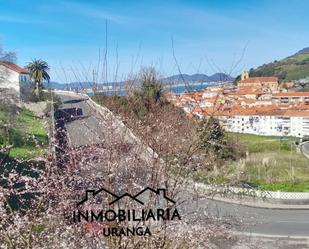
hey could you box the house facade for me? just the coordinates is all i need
[0,61,31,99]
[272,92,309,105]
[219,112,309,137]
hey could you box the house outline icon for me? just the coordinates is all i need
[77,187,176,206]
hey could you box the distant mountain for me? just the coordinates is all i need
[163,73,233,83]
[240,47,309,82]
[45,73,234,90]
[296,47,309,55]
[164,74,209,83]
[43,81,126,90]
[208,73,234,82]
[44,81,67,90]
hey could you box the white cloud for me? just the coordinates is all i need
[0,14,57,25]
[43,0,127,24]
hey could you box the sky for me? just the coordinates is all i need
[0,0,309,83]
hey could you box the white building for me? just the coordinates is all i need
[272,92,309,105]
[220,112,309,137]
[0,61,31,99]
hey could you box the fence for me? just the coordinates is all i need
[194,182,309,204]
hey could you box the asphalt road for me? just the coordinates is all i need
[56,93,106,146]
[56,92,309,238]
[200,197,309,237]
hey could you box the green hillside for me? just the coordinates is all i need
[241,48,309,82]
[0,105,48,159]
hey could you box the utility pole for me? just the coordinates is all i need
[105,20,108,83]
[50,87,56,162]
[92,69,97,94]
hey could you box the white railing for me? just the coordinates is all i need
[194,182,309,200]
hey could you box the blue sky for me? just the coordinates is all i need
[0,0,309,82]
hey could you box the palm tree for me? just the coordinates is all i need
[26,59,50,97]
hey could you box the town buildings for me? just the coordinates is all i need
[168,72,309,137]
[272,92,309,105]
[198,106,309,138]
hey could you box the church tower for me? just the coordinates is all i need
[241,71,249,81]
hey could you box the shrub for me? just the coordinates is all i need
[197,117,237,161]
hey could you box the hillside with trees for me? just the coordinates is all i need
[236,48,309,83]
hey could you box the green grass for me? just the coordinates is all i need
[224,133,309,192]
[0,107,48,160]
[291,53,309,62]
[9,147,46,159]
[192,132,309,192]
[255,182,309,192]
[231,152,309,179]
[226,132,297,153]
[18,109,48,145]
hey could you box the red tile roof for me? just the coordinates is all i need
[226,90,266,95]
[0,61,29,74]
[199,105,309,117]
[239,77,278,84]
[284,110,309,117]
[273,92,309,97]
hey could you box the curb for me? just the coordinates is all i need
[205,196,309,210]
[233,231,309,240]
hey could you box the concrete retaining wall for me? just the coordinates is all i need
[54,90,162,165]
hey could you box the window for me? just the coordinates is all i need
[20,75,27,82]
